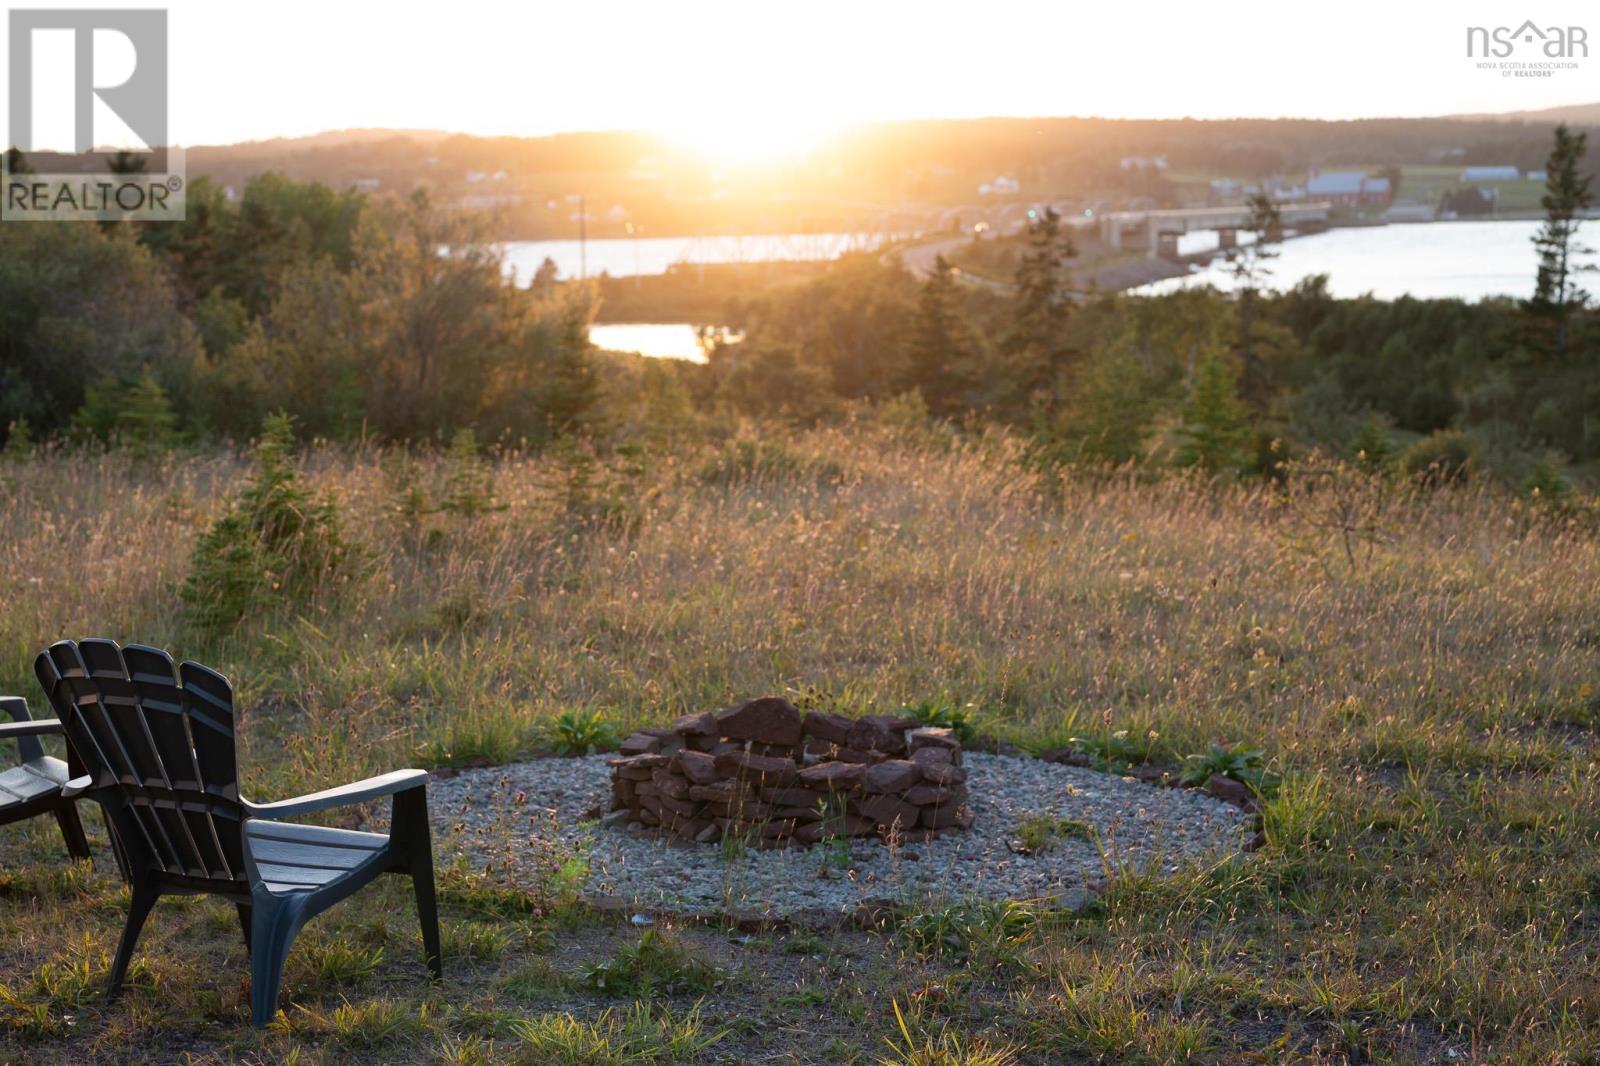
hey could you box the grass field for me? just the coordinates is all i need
[0,420,1596,1062]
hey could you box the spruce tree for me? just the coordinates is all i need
[121,366,177,456]
[905,254,973,416]
[1174,351,1250,474]
[1227,192,1281,408]
[1003,208,1075,411]
[1527,124,1594,358]
[538,303,602,438]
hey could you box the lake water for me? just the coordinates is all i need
[504,231,907,283]
[1138,220,1544,301]
[585,220,1561,359]
[589,323,708,362]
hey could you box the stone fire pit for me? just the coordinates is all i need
[605,698,972,847]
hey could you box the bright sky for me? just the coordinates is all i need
[3,0,1598,155]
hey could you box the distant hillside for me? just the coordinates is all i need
[1446,102,1600,125]
[142,109,1600,239]
[206,128,456,154]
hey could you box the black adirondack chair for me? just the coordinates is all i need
[34,639,442,1028]
[0,695,91,859]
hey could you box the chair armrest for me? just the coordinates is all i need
[244,769,428,818]
[62,774,93,798]
[0,718,63,738]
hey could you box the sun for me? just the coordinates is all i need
[659,113,845,168]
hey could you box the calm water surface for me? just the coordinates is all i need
[585,221,1563,359]
[588,323,708,362]
[1139,220,1544,301]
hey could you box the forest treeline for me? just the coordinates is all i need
[1,161,1595,492]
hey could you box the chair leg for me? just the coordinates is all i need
[96,803,133,882]
[236,902,253,955]
[394,788,442,980]
[249,897,304,1029]
[108,880,160,1000]
[52,800,91,860]
[412,850,442,981]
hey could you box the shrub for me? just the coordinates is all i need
[1521,452,1573,502]
[695,438,844,489]
[899,899,1036,964]
[546,709,620,756]
[1400,428,1478,483]
[179,413,357,631]
[579,930,724,996]
[1,417,32,459]
[440,428,504,518]
[1011,814,1094,855]
[901,699,980,746]
[1178,741,1280,797]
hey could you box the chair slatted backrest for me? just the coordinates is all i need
[35,639,247,885]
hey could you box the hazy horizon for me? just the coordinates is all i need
[180,100,1600,151]
[5,0,1597,161]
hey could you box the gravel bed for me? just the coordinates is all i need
[426,753,1252,918]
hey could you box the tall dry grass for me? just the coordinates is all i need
[1,423,1593,791]
[2,419,1598,1057]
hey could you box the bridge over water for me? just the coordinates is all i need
[1098,202,1334,258]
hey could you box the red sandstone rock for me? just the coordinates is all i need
[759,785,826,808]
[847,719,900,755]
[618,731,663,757]
[747,742,801,759]
[687,780,738,802]
[919,761,968,786]
[653,793,701,818]
[802,711,854,744]
[672,711,719,737]
[862,760,920,795]
[903,783,956,807]
[855,793,920,829]
[713,750,799,786]
[674,749,722,785]
[1206,774,1253,807]
[716,697,803,746]
[797,760,866,791]
[907,727,960,755]
[650,768,693,801]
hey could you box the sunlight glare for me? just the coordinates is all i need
[659,111,844,167]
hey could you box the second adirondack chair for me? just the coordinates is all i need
[0,695,91,859]
[34,638,442,1028]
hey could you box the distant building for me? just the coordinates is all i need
[1119,155,1169,171]
[1461,165,1520,182]
[351,178,381,192]
[458,193,520,210]
[1527,170,1548,182]
[1306,170,1392,206]
[979,175,1020,196]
